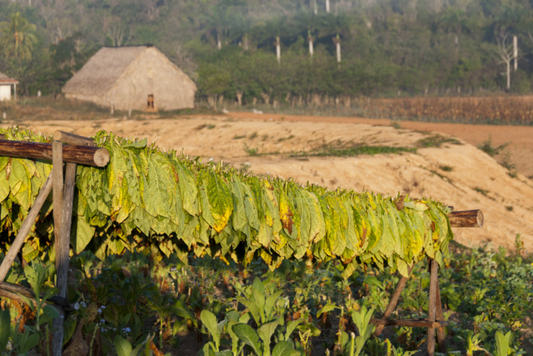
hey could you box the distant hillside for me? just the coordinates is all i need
[2,0,533,101]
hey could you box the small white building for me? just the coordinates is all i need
[0,72,18,101]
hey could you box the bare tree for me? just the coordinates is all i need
[106,23,129,47]
[172,44,198,81]
[496,34,513,90]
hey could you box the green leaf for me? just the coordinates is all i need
[114,335,133,356]
[123,138,147,148]
[284,320,304,341]
[495,331,510,356]
[206,172,233,233]
[0,308,10,352]
[257,320,280,356]
[233,323,262,356]
[316,303,336,317]
[272,341,295,356]
[201,310,221,351]
[40,305,60,324]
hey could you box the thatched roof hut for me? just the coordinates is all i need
[0,72,19,101]
[63,46,196,111]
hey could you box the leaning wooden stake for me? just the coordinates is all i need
[0,171,53,282]
[427,259,438,356]
[435,277,447,353]
[373,264,414,337]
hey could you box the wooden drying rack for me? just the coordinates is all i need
[370,209,484,356]
[0,131,109,356]
[0,131,484,356]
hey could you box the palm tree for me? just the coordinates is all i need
[0,12,37,60]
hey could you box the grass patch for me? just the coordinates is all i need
[429,169,453,183]
[206,124,216,129]
[390,119,402,129]
[506,206,513,211]
[293,144,417,158]
[478,135,510,157]
[249,132,258,139]
[473,186,490,197]
[478,135,517,175]
[439,165,454,172]
[233,134,246,139]
[417,134,462,148]
[277,135,295,142]
[244,144,259,156]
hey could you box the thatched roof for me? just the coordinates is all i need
[63,46,178,96]
[63,45,197,110]
[0,72,19,85]
[63,46,147,96]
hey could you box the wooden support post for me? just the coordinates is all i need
[56,162,76,301]
[52,141,64,356]
[436,277,447,353]
[373,264,414,337]
[427,259,438,356]
[0,170,53,282]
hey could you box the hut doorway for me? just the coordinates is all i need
[147,94,156,111]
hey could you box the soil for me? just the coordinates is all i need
[228,111,533,178]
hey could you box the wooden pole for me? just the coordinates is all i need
[371,319,448,328]
[0,281,71,309]
[373,264,414,337]
[0,170,53,282]
[448,210,483,228]
[427,259,438,356]
[53,131,94,146]
[56,162,76,301]
[0,289,39,309]
[52,141,64,356]
[0,140,109,167]
[435,278,447,353]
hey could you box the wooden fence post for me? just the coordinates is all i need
[52,141,64,356]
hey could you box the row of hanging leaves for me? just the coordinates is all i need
[0,127,453,278]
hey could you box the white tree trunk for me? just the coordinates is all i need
[513,35,518,71]
[276,37,281,64]
[336,42,341,63]
[309,39,314,57]
[218,38,222,50]
[326,0,330,13]
[507,60,510,89]
[243,34,249,50]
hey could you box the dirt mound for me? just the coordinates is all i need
[11,115,533,252]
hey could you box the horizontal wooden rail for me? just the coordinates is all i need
[448,209,483,228]
[53,130,94,146]
[0,140,109,167]
[0,282,72,310]
[371,318,450,328]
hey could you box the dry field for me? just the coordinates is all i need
[229,111,533,178]
[6,112,533,254]
[357,95,533,125]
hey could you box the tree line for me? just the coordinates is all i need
[1,0,533,103]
